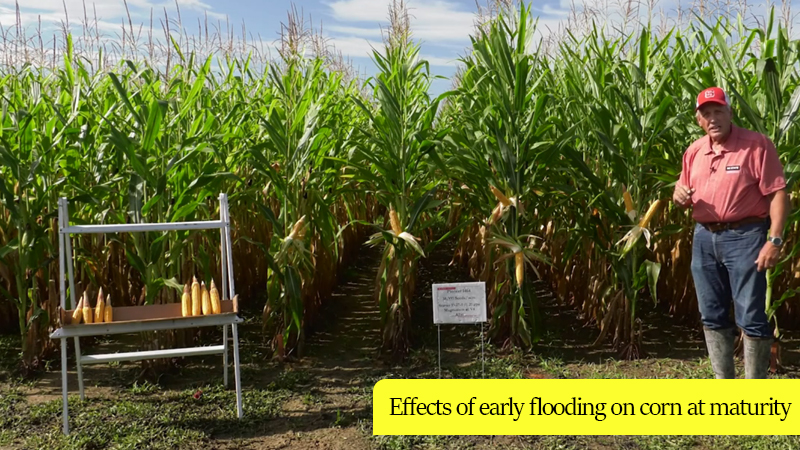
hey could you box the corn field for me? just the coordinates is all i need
[2,0,800,373]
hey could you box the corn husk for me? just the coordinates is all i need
[515,252,524,288]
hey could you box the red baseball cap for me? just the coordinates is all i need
[696,87,728,110]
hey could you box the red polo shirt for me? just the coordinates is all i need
[678,125,786,223]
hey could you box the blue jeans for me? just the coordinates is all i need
[690,221,772,338]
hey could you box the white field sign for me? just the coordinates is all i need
[432,282,487,325]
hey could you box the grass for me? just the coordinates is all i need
[0,379,287,450]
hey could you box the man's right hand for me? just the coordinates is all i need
[673,184,695,207]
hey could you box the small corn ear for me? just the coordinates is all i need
[191,276,201,316]
[71,295,83,323]
[201,281,212,316]
[94,287,105,323]
[181,283,192,317]
[82,291,93,324]
[104,295,113,323]
[210,279,221,315]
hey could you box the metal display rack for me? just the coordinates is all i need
[49,193,244,435]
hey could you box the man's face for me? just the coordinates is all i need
[696,103,732,142]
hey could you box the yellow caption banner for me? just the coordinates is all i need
[373,379,799,435]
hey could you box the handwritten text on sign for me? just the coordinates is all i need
[432,282,487,324]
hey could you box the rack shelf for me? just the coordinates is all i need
[50,193,243,436]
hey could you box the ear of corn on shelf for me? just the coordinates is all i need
[67,276,229,325]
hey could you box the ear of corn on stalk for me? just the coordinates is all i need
[182,283,192,317]
[490,185,512,207]
[82,291,93,324]
[104,295,113,323]
[287,215,307,241]
[389,209,402,234]
[210,279,221,314]
[623,186,636,221]
[191,276,201,316]
[201,281,212,315]
[637,199,662,229]
[515,252,524,288]
[94,287,105,323]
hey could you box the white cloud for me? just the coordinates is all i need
[325,0,476,48]
[324,35,384,58]
[421,53,460,67]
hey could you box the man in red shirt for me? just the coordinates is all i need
[673,87,790,379]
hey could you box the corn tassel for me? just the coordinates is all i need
[94,287,105,323]
[210,279,221,314]
[490,185,512,207]
[181,283,191,317]
[104,295,113,323]
[82,291,93,324]
[191,276,201,316]
[201,281,212,315]
[515,252,524,288]
[389,209,402,234]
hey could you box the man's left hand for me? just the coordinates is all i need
[756,242,781,272]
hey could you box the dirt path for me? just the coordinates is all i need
[222,245,385,450]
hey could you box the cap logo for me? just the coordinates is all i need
[704,90,715,98]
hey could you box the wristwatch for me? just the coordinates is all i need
[768,236,784,247]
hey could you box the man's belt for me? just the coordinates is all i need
[700,216,768,232]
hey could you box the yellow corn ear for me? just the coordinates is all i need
[94,287,105,323]
[82,291,93,324]
[490,185,512,207]
[515,252,524,288]
[389,209,402,234]
[638,199,663,229]
[191,276,201,316]
[201,282,212,316]
[71,295,83,323]
[623,188,634,213]
[210,279,221,315]
[104,295,113,323]
[181,283,191,317]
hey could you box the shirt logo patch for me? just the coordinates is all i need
[726,165,741,172]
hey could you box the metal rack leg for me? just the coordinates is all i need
[223,324,229,388]
[74,337,85,400]
[61,338,69,435]
[232,322,243,418]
